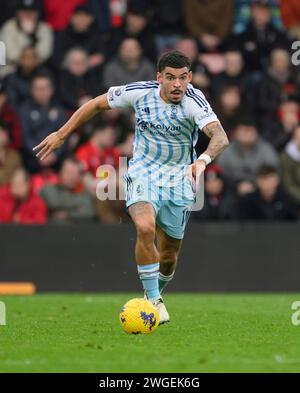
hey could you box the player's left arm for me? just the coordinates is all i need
[191,121,229,181]
[202,121,229,161]
[33,94,111,160]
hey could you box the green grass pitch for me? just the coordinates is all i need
[0,293,300,373]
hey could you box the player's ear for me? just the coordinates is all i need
[157,71,163,83]
[188,71,192,83]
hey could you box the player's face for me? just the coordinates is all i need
[157,67,192,104]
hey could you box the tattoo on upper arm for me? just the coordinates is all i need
[203,121,224,138]
[202,121,229,160]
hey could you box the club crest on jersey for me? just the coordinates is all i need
[170,105,178,119]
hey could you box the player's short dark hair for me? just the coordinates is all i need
[157,50,191,72]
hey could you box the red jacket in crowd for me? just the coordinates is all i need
[76,141,121,176]
[43,0,88,31]
[0,185,47,224]
[31,171,59,195]
[0,103,22,150]
[280,0,300,29]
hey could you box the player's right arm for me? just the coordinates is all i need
[33,93,110,160]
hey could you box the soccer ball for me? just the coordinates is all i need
[119,298,159,334]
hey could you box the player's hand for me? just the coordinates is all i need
[189,159,206,184]
[33,131,65,160]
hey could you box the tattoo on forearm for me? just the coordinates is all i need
[202,122,229,160]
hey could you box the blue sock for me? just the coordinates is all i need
[137,263,160,301]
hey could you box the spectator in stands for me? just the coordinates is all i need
[53,5,106,71]
[214,86,245,137]
[234,0,282,34]
[4,46,44,110]
[238,165,298,220]
[42,0,87,32]
[236,0,290,73]
[0,122,23,186]
[103,38,155,89]
[107,9,157,62]
[75,120,126,223]
[175,38,210,93]
[31,166,59,196]
[0,0,53,77]
[76,120,120,177]
[59,48,102,111]
[0,82,22,150]
[217,118,279,196]
[211,49,250,101]
[257,48,300,119]
[99,109,134,142]
[192,164,237,220]
[90,0,127,33]
[18,72,67,173]
[280,0,300,39]
[117,131,134,159]
[151,0,185,54]
[183,0,234,51]
[0,168,47,224]
[260,99,300,151]
[0,0,23,28]
[280,125,300,205]
[40,158,95,223]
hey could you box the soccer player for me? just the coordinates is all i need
[33,51,229,324]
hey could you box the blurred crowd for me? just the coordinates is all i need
[0,0,300,224]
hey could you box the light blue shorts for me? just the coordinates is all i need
[124,175,195,239]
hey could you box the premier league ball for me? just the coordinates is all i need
[119,298,159,334]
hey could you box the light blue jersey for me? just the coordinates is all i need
[108,81,218,187]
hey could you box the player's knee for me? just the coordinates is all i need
[160,250,178,265]
[136,221,155,242]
